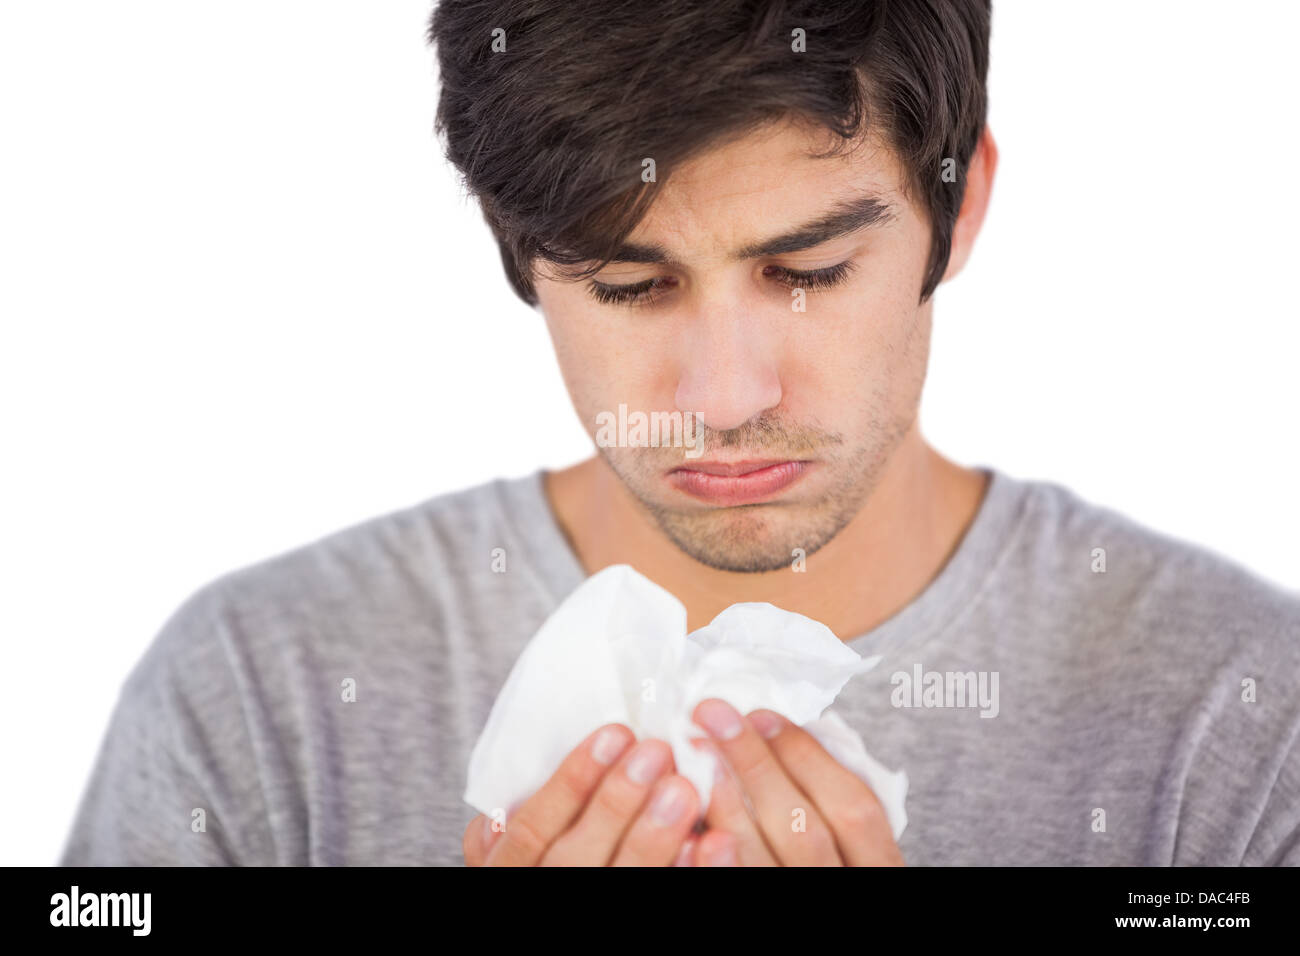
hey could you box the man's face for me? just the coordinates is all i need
[534,118,936,573]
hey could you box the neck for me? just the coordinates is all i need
[543,422,990,639]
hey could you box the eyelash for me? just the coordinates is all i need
[586,260,856,307]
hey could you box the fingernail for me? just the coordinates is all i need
[625,741,670,785]
[696,699,743,740]
[591,726,629,765]
[706,835,738,866]
[748,709,784,739]
[673,837,697,866]
[648,779,688,827]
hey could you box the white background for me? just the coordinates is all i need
[2,1,1296,865]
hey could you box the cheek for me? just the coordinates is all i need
[778,290,918,420]
[544,302,674,420]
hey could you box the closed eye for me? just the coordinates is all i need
[586,259,856,306]
[762,260,856,291]
[587,275,675,306]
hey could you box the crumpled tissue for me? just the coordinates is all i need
[463,564,908,840]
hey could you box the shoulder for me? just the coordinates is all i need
[221,473,540,606]
[995,470,1300,673]
[127,472,550,695]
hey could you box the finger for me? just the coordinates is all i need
[485,723,634,866]
[693,698,842,865]
[749,709,903,866]
[694,829,739,866]
[693,737,778,866]
[672,835,698,867]
[539,738,674,866]
[462,814,503,866]
[609,774,701,866]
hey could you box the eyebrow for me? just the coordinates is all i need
[606,192,897,266]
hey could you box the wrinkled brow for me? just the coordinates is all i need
[607,192,897,266]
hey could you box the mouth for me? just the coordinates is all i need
[666,459,811,506]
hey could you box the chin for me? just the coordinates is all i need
[653,506,826,574]
[672,542,798,575]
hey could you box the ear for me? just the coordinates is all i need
[940,125,998,283]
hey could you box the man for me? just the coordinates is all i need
[60,0,1300,866]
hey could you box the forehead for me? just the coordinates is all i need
[628,118,915,257]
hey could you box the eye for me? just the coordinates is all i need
[762,260,856,291]
[587,275,677,307]
[585,259,856,307]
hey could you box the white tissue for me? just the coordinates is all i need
[463,564,908,841]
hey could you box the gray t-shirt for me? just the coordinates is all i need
[58,467,1300,865]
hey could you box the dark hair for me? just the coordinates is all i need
[428,0,991,305]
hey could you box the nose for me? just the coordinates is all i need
[673,303,783,433]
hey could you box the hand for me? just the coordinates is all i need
[463,723,702,866]
[687,699,904,866]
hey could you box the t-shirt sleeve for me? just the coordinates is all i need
[58,582,277,866]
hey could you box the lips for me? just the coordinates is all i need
[667,459,809,506]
